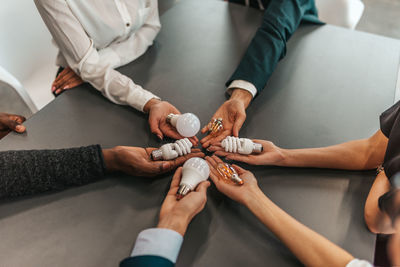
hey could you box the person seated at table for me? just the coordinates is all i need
[200,0,323,148]
[208,101,400,234]
[119,157,400,267]
[0,139,204,200]
[34,0,197,144]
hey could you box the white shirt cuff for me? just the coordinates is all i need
[346,259,373,267]
[131,228,183,263]
[227,80,257,98]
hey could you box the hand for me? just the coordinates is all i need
[0,113,26,139]
[205,155,261,205]
[102,147,204,177]
[200,89,252,148]
[52,67,83,96]
[208,139,285,166]
[144,99,199,145]
[158,167,210,236]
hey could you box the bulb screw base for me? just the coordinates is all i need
[176,184,191,200]
[253,143,263,153]
[166,113,175,124]
[151,149,163,161]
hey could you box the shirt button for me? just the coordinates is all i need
[126,22,130,27]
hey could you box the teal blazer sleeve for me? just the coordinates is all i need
[226,0,324,94]
[120,256,174,267]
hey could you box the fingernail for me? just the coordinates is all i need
[51,86,55,91]
[16,125,24,132]
[64,85,69,89]
[157,134,163,140]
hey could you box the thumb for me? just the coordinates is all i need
[232,114,246,137]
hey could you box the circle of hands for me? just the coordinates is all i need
[0,69,289,227]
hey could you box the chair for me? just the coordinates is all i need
[0,66,37,118]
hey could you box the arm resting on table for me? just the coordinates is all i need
[0,145,105,199]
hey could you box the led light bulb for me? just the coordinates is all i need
[151,138,193,160]
[166,113,200,137]
[221,136,263,155]
[207,118,223,136]
[217,163,243,185]
[177,157,210,200]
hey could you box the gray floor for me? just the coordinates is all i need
[356,0,399,40]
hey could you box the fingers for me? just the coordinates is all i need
[222,152,252,164]
[189,136,199,146]
[201,124,209,134]
[172,151,205,167]
[8,114,26,124]
[4,117,26,133]
[232,114,246,137]
[201,130,230,148]
[149,116,164,140]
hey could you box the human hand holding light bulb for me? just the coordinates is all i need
[200,89,251,148]
[206,155,261,205]
[158,167,210,236]
[208,139,286,166]
[144,99,199,146]
[102,146,204,177]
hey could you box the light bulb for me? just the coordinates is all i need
[207,118,223,136]
[166,113,200,137]
[221,136,263,155]
[217,162,243,185]
[177,157,210,199]
[151,138,193,161]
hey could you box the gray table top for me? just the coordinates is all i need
[1,1,400,266]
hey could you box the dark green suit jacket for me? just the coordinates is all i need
[120,255,174,267]
[227,0,323,94]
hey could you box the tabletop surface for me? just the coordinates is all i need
[1,1,400,266]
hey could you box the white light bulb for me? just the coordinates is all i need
[221,136,263,155]
[167,113,200,137]
[177,157,210,199]
[151,138,193,160]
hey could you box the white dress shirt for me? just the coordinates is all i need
[34,0,161,112]
[130,228,373,267]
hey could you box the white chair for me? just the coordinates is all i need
[0,66,37,117]
[0,0,58,110]
[315,0,364,29]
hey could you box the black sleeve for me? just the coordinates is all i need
[380,101,400,138]
[0,145,105,199]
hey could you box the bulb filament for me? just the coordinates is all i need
[217,163,243,185]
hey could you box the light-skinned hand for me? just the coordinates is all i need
[144,99,199,146]
[158,167,210,236]
[208,139,285,166]
[205,155,261,205]
[200,89,252,148]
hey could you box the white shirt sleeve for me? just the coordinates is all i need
[227,80,257,98]
[34,0,160,112]
[346,259,373,267]
[131,228,183,264]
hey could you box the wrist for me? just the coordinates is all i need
[243,187,267,210]
[157,214,190,237]
[230,88,253,108]
[143,98,162,113]
[102,148,120,172]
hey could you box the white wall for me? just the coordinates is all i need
[0,0,58,109]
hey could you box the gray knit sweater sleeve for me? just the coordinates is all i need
[0,145,105,199]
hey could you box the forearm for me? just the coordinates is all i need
[246,190,354,267]
[278,130,387,170]
[227,0,320,92]
[0,145,105,199]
